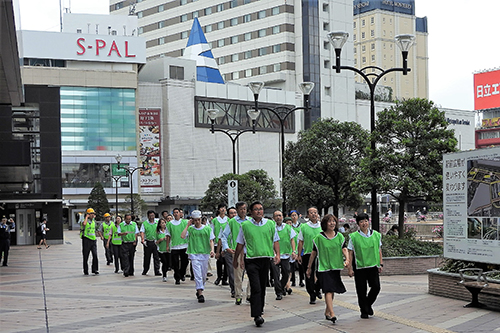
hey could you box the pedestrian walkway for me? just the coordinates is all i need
[0,230,499,333]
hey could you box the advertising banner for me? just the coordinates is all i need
[474,69,500,110]
[443,147,500,264]
[139,109,161,189]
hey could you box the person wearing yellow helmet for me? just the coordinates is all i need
[98,213,114,265]
[81,208,99,275]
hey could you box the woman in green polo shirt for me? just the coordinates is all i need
[156,218,170,282]
[306,214,349,324]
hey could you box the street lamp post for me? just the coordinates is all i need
[328,31,415,231]
[249,82,315,214]
[115,154,144,218]
[207,108,260,174]
[111,175,123,216]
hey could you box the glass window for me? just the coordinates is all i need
[245,50,252,59]
[371,55,375,61]
[244,14,251,22]
[181,31,188,39]
[323,22,329,31]
[371,17,374,24]
[354,34,356,41]
[218,39,225,47]
[258,10,266,19]
[324,60,330,68]
[60,87,136,151]
[371,43,375,50]
[205,25,212,33]
[158,5,164,12]
[230,0,238,8]
[273,63,281,72]
[245,69,252,77]
[231,18,238,26]
[258,47,267,56]
[371,30,374,37]
[244,32,251,41]
[233,71,240,79]
[193,11,199,18]
[244,0,251,4]
[218,21,224,29]
[219,57,225,64]
[180,0,187,4]
[258,29,266,37]
[362,32,365,39]
[205,7,212,15]
[181,14,188,22]
[217,4,224,12]
[62,163,128,189]
[353,22,356,29]
[273,44,281,53]
[231,36,238,44]
[362,56,366,63]
[354,47,357,54]
[362,45,365,52]
[362,19,365,26]
[232,54,239,62]
[170,65,184,80]
[260,66,267,74]
[158,37,165,45]
[158,21,165,29]
[323,3,329,12]
[272,7,279,15]
[272,26,280,34]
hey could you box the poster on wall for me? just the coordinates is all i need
[139,109,161,189]
[443,147,500,264]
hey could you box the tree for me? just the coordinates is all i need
[368,98,458,238]
[200,170,279,213]
[124,194,147,220]
[284,119,369,217]
[87,182,110,221]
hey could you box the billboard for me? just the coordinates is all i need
[139,109,161,189]
[443,147,500,264]
[474,69,500,110]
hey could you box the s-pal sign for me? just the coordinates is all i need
[18,30,146,64]
[474,69,500,110]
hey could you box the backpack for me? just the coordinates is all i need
[36,224,43,235]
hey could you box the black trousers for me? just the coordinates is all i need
[271,258,290,296]
[142,240,160,274]
[171,248,188,282]
[214,245,228,281]
[354,266,381,315]
[301,253,320,300]
[158,252,170,278]
[111,243,122,272]
[290,260,304,284]
[245,257,270,318]
[82,237,98,274]
[102,239,113,264]
[0,239,10,266]
[121,242,136,276]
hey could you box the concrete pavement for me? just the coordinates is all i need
[1,230,499,333]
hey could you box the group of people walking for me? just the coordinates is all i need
[80,203,384,328]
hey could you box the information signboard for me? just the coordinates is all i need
[443,147,500,264]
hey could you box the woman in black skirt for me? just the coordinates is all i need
[306,214,349,324]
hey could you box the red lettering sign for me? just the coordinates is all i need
[474,70,500,110]
[95,39,106,56]
[125,41,136,58]
[77,38,85,55]
[107,41,122,57]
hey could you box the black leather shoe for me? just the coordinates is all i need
[361,313,369,319]
[221,280,229,286]
[142,271,147,275]
[254,316,265,327]
[155,272,162,276]
[287,288,292,295]
[276,295,282,300]
[367,306,374,316]
[299,281,305,287]
[214,278,221,285]
[198,295,205,303]
[316,291,323,299]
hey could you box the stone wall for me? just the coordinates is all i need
[427,268,500,310]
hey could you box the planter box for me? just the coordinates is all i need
[427,268,500,310]
[341,255,441,276]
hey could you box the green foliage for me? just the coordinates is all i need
[284,119,369,216]
[358,98,458,238]
[381,234,443,257]
[440,259,500,279]
[200,169,279,212]
[87,182,110,221]
[124,194,147,220]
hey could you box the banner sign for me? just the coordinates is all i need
[228,180,238,209]
[139,109,161,188]
[474,69,500,110]
[443,147,500,264]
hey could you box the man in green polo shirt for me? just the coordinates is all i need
[118,213,139,277]
[347,212,383,319]
[233,201,280,328]
[98,213,113,266]
[140,210,161,276]
[81,208,99,275]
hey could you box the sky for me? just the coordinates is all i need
[14,0,500,111]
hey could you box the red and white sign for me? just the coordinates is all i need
[474,69,500,110]
[17,30,146,64]
[139,109,162,189]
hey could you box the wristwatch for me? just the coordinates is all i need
[380,264,384,267]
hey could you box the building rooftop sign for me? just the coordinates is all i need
[474,69,500,111]
[17,30,146,64]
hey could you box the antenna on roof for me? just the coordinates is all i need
[129,0,137,15]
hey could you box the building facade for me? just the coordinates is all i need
[110,0,356,128]
[353,0,429,100]
[18,13,146,230]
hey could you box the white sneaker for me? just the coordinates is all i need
[163,277,167,282]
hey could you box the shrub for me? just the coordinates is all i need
[439,258,500,279]
[382,234,442,257]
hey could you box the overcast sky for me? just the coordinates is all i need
[15,0,500,111]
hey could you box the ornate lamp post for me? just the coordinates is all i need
[328,31,415,231]
[249,82,315,213]
[207,108,260,174]
[115,154,144,218]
